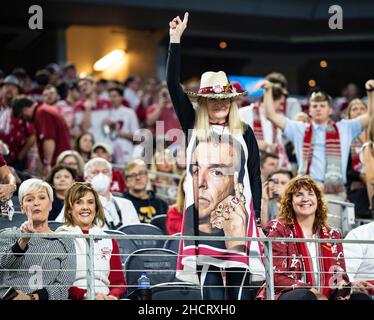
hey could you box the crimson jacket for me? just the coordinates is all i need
[257,219,350,300]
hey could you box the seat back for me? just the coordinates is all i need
[124,248,177,295]
[163,232,180,253]
[104,230,138,265]
[151,282,202,300]
[118,224,165,249]
[0,212,26,230]
[48,221,63,231]
[149,214,167,234]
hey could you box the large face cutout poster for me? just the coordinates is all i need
[183,131,251,256]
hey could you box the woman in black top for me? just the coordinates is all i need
[166,12,265,300]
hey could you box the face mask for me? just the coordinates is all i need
[90,173,111,194]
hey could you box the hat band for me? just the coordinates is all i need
[198,83,234,95]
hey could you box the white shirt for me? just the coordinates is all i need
[239,103,279,146]
[110,105,139,164]
[306,235,320,286]
[283,118,362,183]
[124,88,140,110]
[99,194,140,229]
[344,222,374,282]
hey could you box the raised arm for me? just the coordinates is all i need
[358,79,374,129]
[166,12,195,133]
[256,80,287,130]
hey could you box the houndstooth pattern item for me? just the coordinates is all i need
[0,228,76,300]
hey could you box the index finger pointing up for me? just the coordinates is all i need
[182,12,189,25]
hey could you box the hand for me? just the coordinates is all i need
[0,184,16,202]
[12,290,30,300]
[309,287,328,300]
[18,206,35,248]
[169,12,189,43]
[365,79,374,92]
[210,173,248,251]
[102,118,114,126]
[43,164,52,179]
[352,281,374,295]
[95,293,118,300]
[254,80,272,92]
[262,180,270,202]
[83,99,95,110]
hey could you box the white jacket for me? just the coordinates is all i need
[55,225,113,295]
[344,222,374,282]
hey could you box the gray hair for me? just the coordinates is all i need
[84,157,112,178]
[18,178,54,204]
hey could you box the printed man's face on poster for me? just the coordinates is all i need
[191,140,239,231]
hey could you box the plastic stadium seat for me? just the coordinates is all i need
[124,248,177,295]
[104,229,137,265]
[48,221,63,231]
[117,224,165,249]
[163,233,180,253]
[151,282,202,300]
[0,212,27,230]
[149,214,167,234]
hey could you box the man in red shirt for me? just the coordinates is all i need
[146,83,183,147]
[12,95,71,177]
[0,75,36,171]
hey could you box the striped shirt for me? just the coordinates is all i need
[0,228,76,300]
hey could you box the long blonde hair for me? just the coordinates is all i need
[194,98,244,140]
[174,171,187,214]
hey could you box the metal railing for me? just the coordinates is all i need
[1,231,374,300]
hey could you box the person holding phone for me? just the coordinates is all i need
[145,82,183,145]
[0,179,76,300]
[260,169,293,228]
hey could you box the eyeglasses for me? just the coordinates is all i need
[126,171,147,180]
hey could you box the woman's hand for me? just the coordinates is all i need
[18,206,35,249]
[309,287,328,300]
[254,80,273,92]
[365,79,374,92]
[352,281,374,295]
[95,293,118,300]
[169,12,189,43]
[0,183,16,202]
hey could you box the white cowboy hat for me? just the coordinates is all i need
[185,71,247,99]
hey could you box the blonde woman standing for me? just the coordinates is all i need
[166,12,264,300]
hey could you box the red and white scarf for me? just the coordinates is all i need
[350,134,365,172]
[299,121,345,193]
[294,220,344,298]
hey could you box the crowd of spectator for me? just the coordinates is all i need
[1,45,374,300]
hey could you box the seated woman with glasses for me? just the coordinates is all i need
[257,176,355,300]
[56,182,126,300]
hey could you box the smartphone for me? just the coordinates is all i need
[2,287,18,300]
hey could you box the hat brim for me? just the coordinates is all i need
[185,90,247,100]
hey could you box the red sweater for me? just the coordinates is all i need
[166,206,183,235]
[68,230,126,300]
